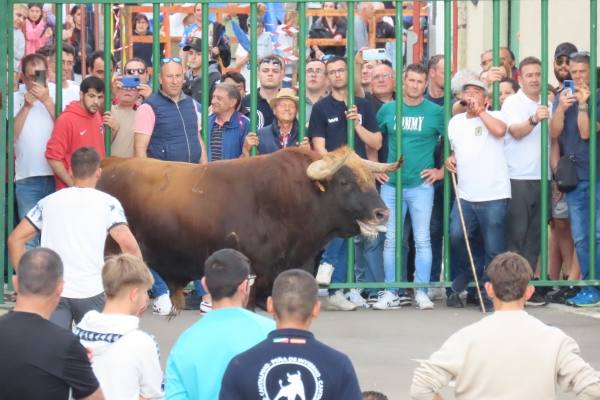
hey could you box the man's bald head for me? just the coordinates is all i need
[159,61,184,98]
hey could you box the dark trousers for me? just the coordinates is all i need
[506,179,544,269]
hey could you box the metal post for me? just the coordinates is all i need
[55,4,64,114]
[0,0,8,302]
[152,4,160,91]
[492,0,500,110]
[298,1,307,140]
[201,0,209,145]
[81,4,87,78]
[7,1,15,290]
[589,0,598,279]
[443,0,452,281]
[395,1,404,283]
[539,0,549,280]
[346,1,355,284]
[103,3,112,154]
[249,2,258,156]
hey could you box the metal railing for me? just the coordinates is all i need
[0,0,598,303]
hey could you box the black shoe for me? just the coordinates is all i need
[545,287,579,304]
[526,292,548,307]
[446,292,464,308]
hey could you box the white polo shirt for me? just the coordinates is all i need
[448,111,511,202]
[501,89,552,180]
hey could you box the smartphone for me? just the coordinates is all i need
[120,76,140,89]
[564,79,575,95]
[35,70,46,87]
[362,48,387,62]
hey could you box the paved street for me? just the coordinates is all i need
[140,302,600,399]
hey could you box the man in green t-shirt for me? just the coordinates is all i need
[374,63,445,310]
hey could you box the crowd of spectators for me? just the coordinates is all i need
[3,2,600,399]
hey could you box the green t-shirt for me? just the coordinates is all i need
[377,99,444,188]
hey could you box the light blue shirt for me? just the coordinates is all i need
[165,307,274,400]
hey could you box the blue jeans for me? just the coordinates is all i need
[382,183,434,294]
[321,238,348,286]
[565,180,600,279]
[15,176,55,249]
[450,198,508,294]
[355,233,385,295]
[150,268,169,297]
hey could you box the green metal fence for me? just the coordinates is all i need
[0,0,598,303]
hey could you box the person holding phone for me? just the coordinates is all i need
[13,53,56,249]
[549,51,600,307]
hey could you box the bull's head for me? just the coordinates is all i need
[306,147,402,239]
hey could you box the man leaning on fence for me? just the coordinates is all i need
[549,50,600,307]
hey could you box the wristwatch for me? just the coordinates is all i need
[578,104,588,112]
[528,115,537,126]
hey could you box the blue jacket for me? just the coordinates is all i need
[207,111,250,161]
[145,91,202,163]
[257,120,300,154]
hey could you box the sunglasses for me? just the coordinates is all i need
[555,56,569,66]
[247,274,256,287]
[570,51,590,59]
[125,68,146,75]
[260,58,282,67]
[161,57,182,65]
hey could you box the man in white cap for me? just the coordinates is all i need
[445,80,509,311]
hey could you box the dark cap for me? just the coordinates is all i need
[183,36,202,52]
[554,42,578,59]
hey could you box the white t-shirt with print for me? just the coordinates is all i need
[502,89,552,180]
[13,85,55,181]
[448,111,511,202]
[27,187,128,299]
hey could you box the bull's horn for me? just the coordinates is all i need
[306,152,350,180]
[361,156,404,173]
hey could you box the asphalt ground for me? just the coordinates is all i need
[139,300,600,400]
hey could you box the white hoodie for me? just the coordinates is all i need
[75,311,164,400]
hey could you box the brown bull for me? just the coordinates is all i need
[98,147,401,309]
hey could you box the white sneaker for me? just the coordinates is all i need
[372,290,401,310]
[428,287,446,301]
[415,291,434,310]
[345,288,368,308]
[326,290,358,311]
[152,293,173,316]
[315,263,334,286]
[199,301,212,314]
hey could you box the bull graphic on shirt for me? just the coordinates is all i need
[273,371,306,400]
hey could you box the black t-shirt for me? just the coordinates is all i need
[0,312,99,400]
[219,329,362,400]
[366,92,393,162]
[242,92,274,130]
[308,94,378,159]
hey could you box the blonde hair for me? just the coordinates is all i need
[14,4,28,14]
[102,254,154,298]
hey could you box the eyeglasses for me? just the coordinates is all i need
[372,73,392,81]
[570,51,590,59]
[327,68,347,76]
[125,68,146,75]
[161,57,182,64]
[555,56,569,66]
[247,274,256,286]
[307,68,324,75]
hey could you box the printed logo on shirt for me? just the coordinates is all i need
[258,357,324,400]
[79,129,87,136]
[474,126,482,136]
[402,116,424,131]
[327,117,339,124]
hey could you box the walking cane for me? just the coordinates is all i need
[450,172,487,313]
